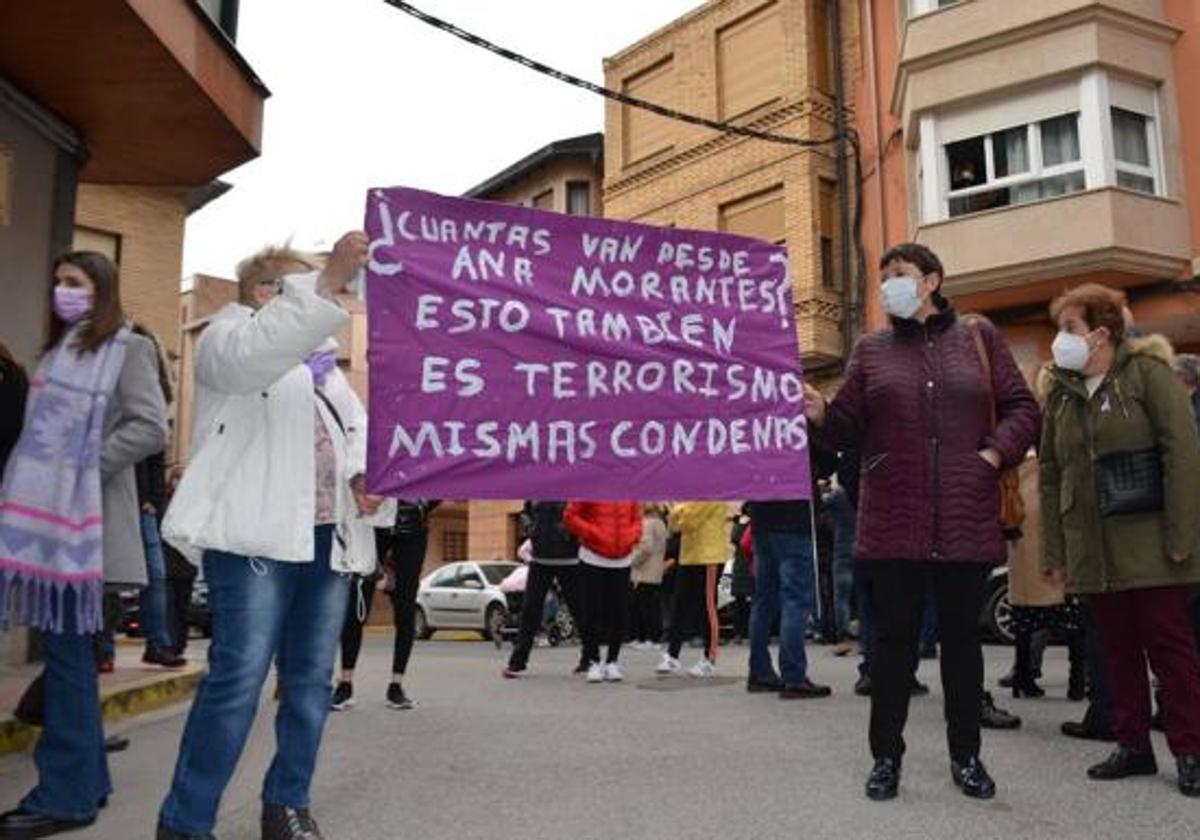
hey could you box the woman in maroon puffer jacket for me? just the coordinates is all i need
[805,243,1039,803]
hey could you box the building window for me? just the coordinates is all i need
[920,72,1165,223]
[719,186,786,245]
[442,531,467,564]
[945,114,1084,218]
[73,226,122,263]
[1112,108,1156,194]
[566,181,591,216]
[718,2,785,119]
[818,178,839,289]
[809,0,833,94]
[532,189,554,210]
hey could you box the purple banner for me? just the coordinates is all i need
[364,186,810,501]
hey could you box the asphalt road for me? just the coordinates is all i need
[1,638,1196,840]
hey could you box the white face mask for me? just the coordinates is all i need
[1052,331,1092,372]
[880,275,925,320]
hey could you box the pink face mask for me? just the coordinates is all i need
[53,285,92,324]
[305,349,338,386]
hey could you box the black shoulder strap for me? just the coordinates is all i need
[313,388,347,436]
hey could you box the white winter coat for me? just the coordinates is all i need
[162,273,389,574]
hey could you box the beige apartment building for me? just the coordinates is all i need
[460,133,606,562]
[603,0,859,380]
[857,0,1200,357]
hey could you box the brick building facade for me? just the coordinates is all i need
[603,0,860,380]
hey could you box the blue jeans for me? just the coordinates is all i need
[21,590,112,821]
[159,526,349,835]
[139,512,173,652]
[749,530,816,685]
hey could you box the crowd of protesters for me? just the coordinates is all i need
[0,235,1197,840]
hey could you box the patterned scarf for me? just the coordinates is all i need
[0,325,131,634]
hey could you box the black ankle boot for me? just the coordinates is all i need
[1087,747,1158,780]
[951,756,997,799]
[865,757,901,801]
[1011,631,1045,699]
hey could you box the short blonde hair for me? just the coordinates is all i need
[235,244,322,304]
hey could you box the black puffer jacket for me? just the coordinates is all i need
[522,501,579,561]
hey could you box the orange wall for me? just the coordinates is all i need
[854,0,908,331]
[857,0,1199,337]
[1165,0,1200,263]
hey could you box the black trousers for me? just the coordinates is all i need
[340,573,377,672]
[579,563,630,665]
[630,583,663,644]
[869,561,988,762]
[166,577,195,656]
[668,565,714,660]
[508,563,582,671]
[340,528,427,675]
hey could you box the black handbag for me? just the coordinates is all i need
[1093,447,1164,517]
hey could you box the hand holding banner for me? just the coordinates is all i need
[365,187,811,501]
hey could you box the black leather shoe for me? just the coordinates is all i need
[865,757,901,801]
[951,756,997,799]
[910,680,930,697]
[104,735,130,753]
[156,822,215,840]
[1061,719,1116,742]
[1178,756,1200,797]
[980,692,1021,730]
[746,677,784,693]
[262,804,322,840]
[780,678,832,699]
[854,674,872,696]
[0,807,94,838]
[1087,747,1158,780]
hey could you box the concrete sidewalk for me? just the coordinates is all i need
[0,641,204,756]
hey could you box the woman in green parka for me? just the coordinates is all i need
[1039,283,1200,798]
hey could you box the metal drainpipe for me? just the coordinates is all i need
[829,0,856,368]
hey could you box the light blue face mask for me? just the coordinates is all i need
[880,275,925,320]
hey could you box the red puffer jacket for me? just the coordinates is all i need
[564,502,643,560]
[822,307,1040,564]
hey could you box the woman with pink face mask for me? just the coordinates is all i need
[0,252,167,837]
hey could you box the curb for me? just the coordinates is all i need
[0,664,205,757]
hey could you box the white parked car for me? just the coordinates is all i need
[414,561,520,641]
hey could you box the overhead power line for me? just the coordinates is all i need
[381,0,844,149]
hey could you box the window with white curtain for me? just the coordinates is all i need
[1112,108,1156,194]
[920,72,1166,223]
[944,113,1085,218]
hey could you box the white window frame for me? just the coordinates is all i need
[918,70,1166,224]
[1111,108,1160,196]
[943,115,1085,215]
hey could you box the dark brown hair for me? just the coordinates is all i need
[1049,283,1127,344]
[131,322,174,404]
[879,242,947,307]
[44,251,126,354]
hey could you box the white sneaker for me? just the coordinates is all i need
[688,658,717,679]
[586,662,606,683]
[603,662,624,682]
[656,654,682,676]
